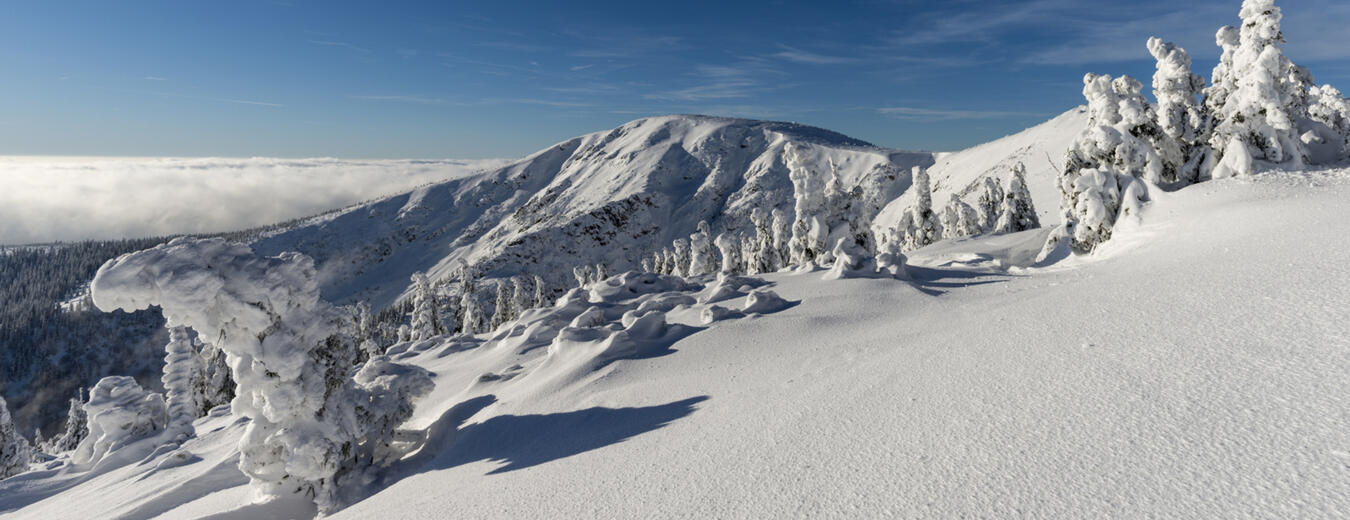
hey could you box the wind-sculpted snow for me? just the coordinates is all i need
[72,376,166,467]
[251,115,933,309]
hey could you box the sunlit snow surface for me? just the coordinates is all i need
[2,167,1348,519]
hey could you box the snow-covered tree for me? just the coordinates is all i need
[594,263,609,282]
[0,395,30,480]
[1308,84,1350,155]
[940,194,982,239]
[770,209,791,266]
[976,176,1005,232]
[194,340,234,416]
[714,233,741,275]
[749,208,776,273]
[671,239,690,277]
[42,389,88,454]
[1206,26,1242,121]
[785,143,827,265]
[490,280,514,330]
[91,238,433,512]
[1209,0,1309,167]
[688,221,718,276]
[460,283,486,334]
[573,265,592,288]
[408,272,443,342]
[906,167,942,250]
[532,275,549,308]
[511,277,531,315]
[662,248,677,276]
[740,234,759,272]
[994,163,1041,234]
[72,376,167,466]
[894,210,917,252]
[1148,37,1211,184]
[161,326,201,440]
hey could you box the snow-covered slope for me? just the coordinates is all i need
[4,166,1347,519]
[875,106,1087,231]
[251,115,933,308]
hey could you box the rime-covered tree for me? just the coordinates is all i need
[749,208,777,273]
[1308,84,1350,155]
[976,176,1005,232]
[511,277,531,315]
[460,283,486,334]
[785,143,827,265]
[688,221,718,276]
[1148,37,1211,184]
[90,238,432,513]
[994,163,1041,234]
[490,280,514,330]
[770,209,792,266]
[573,265,592,287]
[894,210,917,253]
[161,326,201,440]
[594,263,609,282]
[194,340,234,416]
[906,167,942,250]
[740,234,759,273]
[408,272,443,342]
[532,275,549,308]
[940,194,982,239]
[42,389,88,454]
[714,233,742,275]
[72,376,167,466]
[0,395,30,479]
[671,239,690,277]
[1209,0,1309,167]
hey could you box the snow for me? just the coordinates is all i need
[4,165,1348,518]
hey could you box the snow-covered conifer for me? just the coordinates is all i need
[749,208,776,273]
[1148,37,1211,184]
[572,265,590,288]
[90,238,433,513]
[770,209,791,266]
[671,239,690,277]
[894,210,917,252]
[460,283,486,334]
[532,275,549,308]
[714,233,741,275]
[512,277,531,315]
[688,221,718,276]
[976,176,1005,232]
[740,234,759,272]
[1209,0,1309,166]
[907,167,942,249]
[1308,84,1350,155]
[0,395,30,480]
[194,341,234,415]
[490,280,514,330]
[785,143,826,265]
[409,272,443,342]
[43,390,88,454]
[72,376,167,466]
[161,326,201,440]
[594,263,609,282]
[994,163,1040,233]
[941,194,982,239]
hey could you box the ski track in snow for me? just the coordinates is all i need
[3,168,1348,519]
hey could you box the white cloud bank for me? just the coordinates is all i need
[0,156,513,245]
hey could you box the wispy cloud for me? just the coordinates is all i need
[878,106,1044,121]
[349,95,463,106]
[226,99,284,107]
[570,64,595,71]
[308,39,371,55]
[644,61,782,102]
[772,45,856,65]
[488,98,591,108]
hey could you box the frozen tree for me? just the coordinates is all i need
[345,356,433,470]
[573,265,591,288]
[90,238,433,512]
[1308,84,1350,155]
[1063,169,1124,253]
[662,248,677,276]
[906,167,942,250]
[1209,0,1309,166]
[1206,26,1242,121]
[994,163,1041,233]
[490,280,514,330]
[740,234,759,272]
[857,163,901,252]
[161,326,201,440]
[72,376,167,466]
[42,389,88,454]
[460,283,486,334]
[940,194,982,239]
[894,210,917,252]
[0,395,30,479]
[651,250,667,275]
[640,257,653,273]
[785,143,827,265]
[749,208,777,273]
[532,275,549,308]
[512,277,531,315]
[714,233,742,275]
[594,263,609,282]
[1148,37,1212,184]
[976,176,1005,232]
[688,221,718,276]
[353,301,383,360]
[770,209,792,265]
[194,340,234,416]
[409,272,443,342]
[671,239,690,277]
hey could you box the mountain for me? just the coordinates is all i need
[4,164,1347,519]
[251,115,935,308]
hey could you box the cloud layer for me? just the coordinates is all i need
[0,156,511,245]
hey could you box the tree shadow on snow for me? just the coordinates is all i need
[431,395,709,475]
[903,265,1018,296]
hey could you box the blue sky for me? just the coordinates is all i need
[1,0,1347,159]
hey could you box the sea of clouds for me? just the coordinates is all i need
[0,156,512,245]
